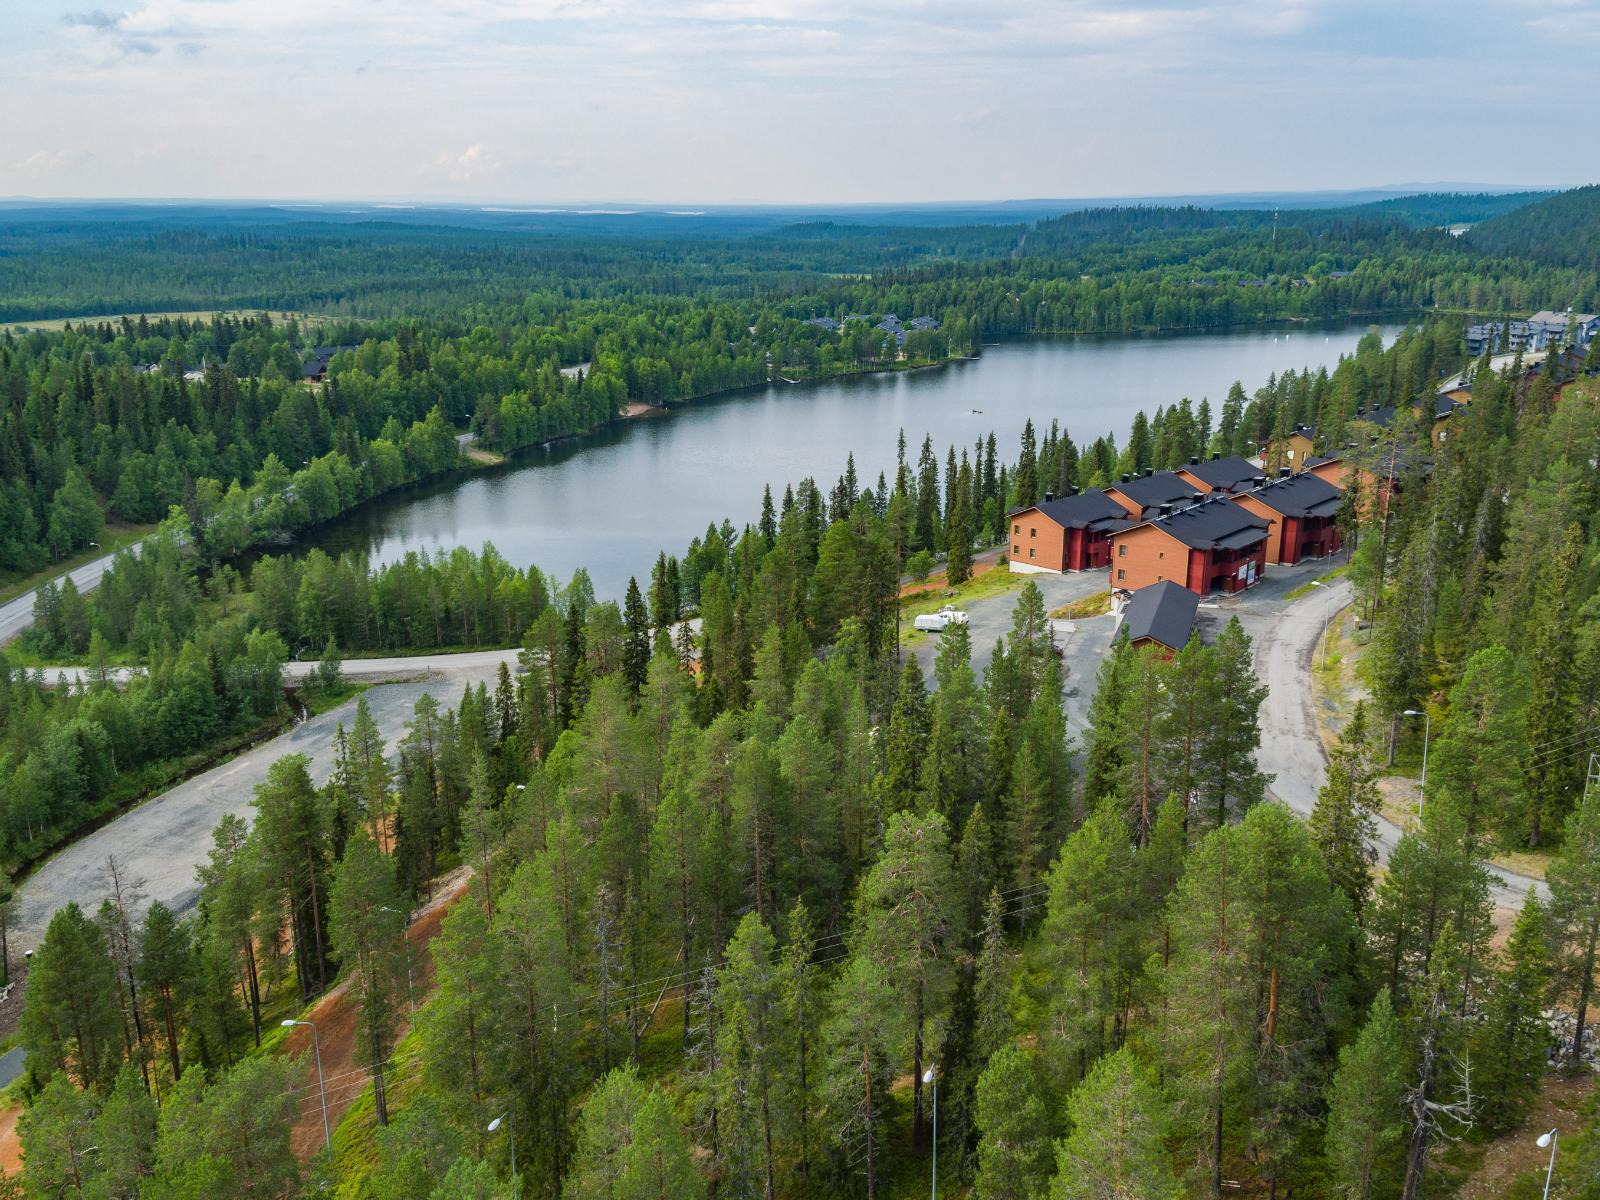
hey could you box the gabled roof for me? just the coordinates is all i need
[1123,581,1199,652]
[1239,471,1343,519]
[1105,471,1205,515]
[1010,489,1134,532]
[1179,454,1262,491]
[1130,494,1271,551]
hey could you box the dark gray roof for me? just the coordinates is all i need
[1140,494,1270,551]
[1180,454,1261,491]
[1008,488,1129,530]
[1106,471,1204,515]
[1241,471,1343,519]
[1123,581,1199,651]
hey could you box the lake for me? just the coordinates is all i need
[305,323,1403,598]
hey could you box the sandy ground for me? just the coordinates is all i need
[284,866,471,1160]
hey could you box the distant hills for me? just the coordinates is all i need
[1467,185,1600,269]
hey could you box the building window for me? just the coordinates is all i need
[1116,568,1126,582]
[1028,548,1035,559]
[1030,527,1037,538]
[1118,543,1127,557]
[1012,543,1019,555]
[1012,523,1019,535]
[1158,551,1164,559]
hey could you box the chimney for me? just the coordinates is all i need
[1158,502,1173,517]
[1210,451,1221,460]
[1067,485,1078,496]
[1189,456,1200,466]
[1120,473,1131,483]
[1278,466,1291,478]
[1043,491,1055,503]
[1144,467,1154,478]
[1190,492,1205,503]
[1253,475,1267,487]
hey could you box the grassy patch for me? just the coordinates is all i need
[1051,590,1111,620]
[899,563,1025,622]
[1485,848,1555,881]
[0,521,157,608]
[1284,564,1349,601]
[295,681,370,717]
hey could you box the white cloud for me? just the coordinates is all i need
[437,144,502,183]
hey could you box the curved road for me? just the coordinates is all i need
[1247,576,1543,909]
[11,654,515,952]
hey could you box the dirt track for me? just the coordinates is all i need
[284,867,472,1159]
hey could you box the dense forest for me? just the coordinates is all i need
[13,300,1600,1199]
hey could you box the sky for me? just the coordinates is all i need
[2,0,1596,205]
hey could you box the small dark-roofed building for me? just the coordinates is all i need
[1176,453,1263,494]
[302,344,359,384]
[1231,470,1344,564]
[1103,470,1205,519]
[1121,580,1200,654]
[908,315,941,331]
[1108,494,1271,596]
[1008,489,1135,573]
[805,316,841,332]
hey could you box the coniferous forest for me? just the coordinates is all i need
[7,191,1600,1200]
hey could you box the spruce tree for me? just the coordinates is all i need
[1473,892,1554,1134]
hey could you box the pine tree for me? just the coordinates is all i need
[819,953,894,1200]
[1042,804,1140,1084]
[328,829,408,1127]
[714,913,785,1200]
[135,899,194,1083]
[1521,522,1584,846]
[972,1045,1052,1200]
[18,1072,101,1197]
[778,899,821,1192]
[92,1063,159,1198]
[1015,419,1039,509]
[1324,989,1407,1200]
[19,902,123,1093]
[251,752,334,997]
[1548,784,1600,1063]
[1050,1047,1180,1200]
[856,811,958,1145]
[566,1067,705,1200]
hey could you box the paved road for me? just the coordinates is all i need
[0,545,135,645]
[11,660,507,952]
[1239,570,1543,908]
[35,649,522,690]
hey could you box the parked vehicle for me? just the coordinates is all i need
[913,605,970,632]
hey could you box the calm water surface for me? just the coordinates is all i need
[306,324,1402,598]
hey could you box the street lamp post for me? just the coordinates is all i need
[922,1066,938,1200]
[489,1112,519,1200]
[1309,579,1332,668]
[282,1019,331,1153]
[1537,1128,1558,1200]
[379,906,416,1021]
[1403,709,1432,817]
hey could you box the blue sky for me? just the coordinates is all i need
[3,0,1595,203]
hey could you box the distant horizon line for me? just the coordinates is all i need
[0,181,1581,211]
